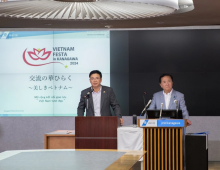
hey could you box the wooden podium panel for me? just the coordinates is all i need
[75,116,119,149]
[144,127,183,170]
[44,130,75,149]
[75,139,117,149]
[139,119,187,170]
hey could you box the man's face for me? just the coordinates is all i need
[160,76,173,92]
[90,73,102,88]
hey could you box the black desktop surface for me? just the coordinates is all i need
[147,110,183,119]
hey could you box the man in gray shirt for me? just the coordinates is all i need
[77,70,124,125]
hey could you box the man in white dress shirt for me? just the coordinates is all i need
[148,74,192,126]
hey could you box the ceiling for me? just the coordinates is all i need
[0,0,219,29]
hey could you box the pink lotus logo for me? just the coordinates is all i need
[23,48,63,66]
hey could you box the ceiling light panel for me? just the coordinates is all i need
[0,0,193,20]
[0,1,176,20]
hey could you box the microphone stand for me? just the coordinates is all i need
[85,88,94,109]
[159,103,163,119]
[86,93,90,109]
[175,101,178,113]
[174,100,178,118]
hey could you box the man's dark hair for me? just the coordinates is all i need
[159,74,173,83]
[89,70,102,78]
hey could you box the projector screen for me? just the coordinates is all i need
[0,31,110,116]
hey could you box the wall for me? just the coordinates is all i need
[128,30,220,116]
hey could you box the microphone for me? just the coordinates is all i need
[174,100,178,113]
[85,88,94,99]
[140,99,152,116]
[159,103,163,119]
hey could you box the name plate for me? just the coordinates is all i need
[139,119,186,127]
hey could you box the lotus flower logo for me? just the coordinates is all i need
[28,48,51,61]
[23,48,63,66]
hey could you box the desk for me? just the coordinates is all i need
[44,130,75,149]
[45,127,142,150]
[0,149,146,170]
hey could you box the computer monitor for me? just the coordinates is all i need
[146,110,183,119]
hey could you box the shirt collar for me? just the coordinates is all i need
[163,89,173,96]
[92,86,102,93]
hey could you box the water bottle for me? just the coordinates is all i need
[133,114,137,128]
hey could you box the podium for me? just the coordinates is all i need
[75,116,120,149]
[138,119,187,170]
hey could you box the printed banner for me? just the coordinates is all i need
[140,119,185,127]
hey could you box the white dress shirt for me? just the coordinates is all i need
[92,86,102,116]
[163,89,173,109]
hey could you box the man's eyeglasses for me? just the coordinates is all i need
[90,77,100,81]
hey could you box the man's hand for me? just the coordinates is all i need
[120,118,124,125]
[187,119,192,126]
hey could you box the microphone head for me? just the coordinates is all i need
[174,100,178,104]
[87,92,90,95]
